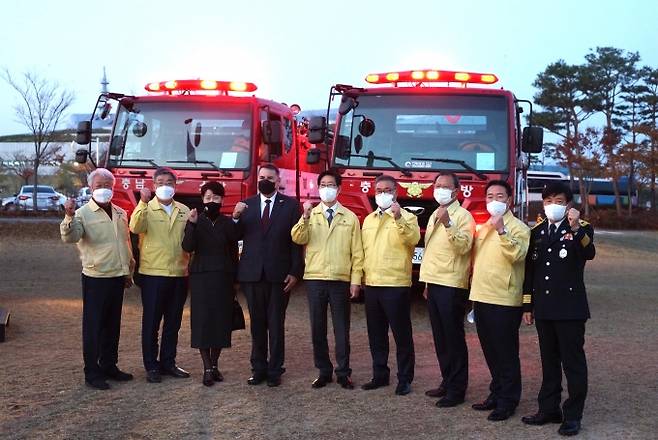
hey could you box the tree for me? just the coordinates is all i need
[638,67,658,211]
[2,69,74,210]
[617,78,647,216]
[583,47,641,216]
[533,60,598,216]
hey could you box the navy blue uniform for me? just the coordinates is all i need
[523,218,595,421]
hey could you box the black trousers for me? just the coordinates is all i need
[81,274,125,381]
[140,275,188,371]
[535,319,588,421]
[364,286,415,383]
[427,284,469,399]
[306,280,351,378]
[473,301,522,410]
[242,280,289,379]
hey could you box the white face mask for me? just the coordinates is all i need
[375,193,394,210]
[319,187,338,204]
[486,200,508,217]
[433,188,454,205]
[155,185,175,201]
[544,203,567,222]
[92,188,113,204]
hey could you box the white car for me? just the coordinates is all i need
[15,185,61,211]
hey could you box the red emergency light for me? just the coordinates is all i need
[365,69,499,85]
[144,79,258,93]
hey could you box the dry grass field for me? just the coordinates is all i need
[1,223,657,439]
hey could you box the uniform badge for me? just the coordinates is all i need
[559,249,568,259]
[563,233,573,241]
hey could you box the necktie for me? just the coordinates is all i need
[326,208,334,226]
[261,199,271,231]
[549,223,557,241]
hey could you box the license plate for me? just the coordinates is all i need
[412,247,424,264]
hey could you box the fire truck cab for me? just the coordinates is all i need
[306,69,543,265]
[75,79,320,216]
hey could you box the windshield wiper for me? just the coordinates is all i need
[410,157,488,180]
[119,158,159,167]
[350,152,412,177]
[166,160,232,177]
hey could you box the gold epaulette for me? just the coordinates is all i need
[523,294,532,304]
[531,218,546,230]
[578,219,590,226]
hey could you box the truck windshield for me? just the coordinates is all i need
[109,102,252,169]
[334,94,510,172]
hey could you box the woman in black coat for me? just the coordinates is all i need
[182,181,239,386]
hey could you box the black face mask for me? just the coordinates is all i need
[203,202,221,219]
[258,179,276,195]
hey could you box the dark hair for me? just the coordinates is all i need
[259,163,280,176]
[486,179,512,197]
[435,172,460,188]
[542,181,573,203]
[374,174,396,187]
[200,181,225,197]
[153,167,176,182]
[317,170,341,187]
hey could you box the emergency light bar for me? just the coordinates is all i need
[365,70,498,85]
[144,79,258,93]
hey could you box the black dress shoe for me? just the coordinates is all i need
[436,396,465,408]
[522,411,563,425]
[425,386,447,398]
[311,375,332,389]
[558,420,581,436]
[146,370,162,383]
[203,369,215,387]
[337,376,354,390]
[247,374,266,385]
[361,378,389,390]
[472,397,496,411]
[395,382,411,396]
[267,376,282,387]
[211,367,224,382]
[86,378,110,390]
[487,408,515,421]
[161,365,190,378]
[104,368,133,382]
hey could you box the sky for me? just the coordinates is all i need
[1,0,657,136]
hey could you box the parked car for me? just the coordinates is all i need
[76,187,92,208]
[2,194,17,211]
[15,185,61,211]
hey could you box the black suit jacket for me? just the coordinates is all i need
[182,213,239,276]
[523,218,595,320]
[236,193,304,283]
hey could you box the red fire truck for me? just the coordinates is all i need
[305,69,543,265]
[74,79,321,215]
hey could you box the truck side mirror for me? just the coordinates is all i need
[75,149,89,164]
[76,121,92,145]
[522,126,543,153]
[262,120,283,144]
[109,135,124,155]
[99,102,112,120]
[306,148,321,164]
[338,96,357,116]
[262,120,283,157]
[335,135,351,160]
[308,116,327,144]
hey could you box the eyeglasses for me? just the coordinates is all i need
[319,184,338,189]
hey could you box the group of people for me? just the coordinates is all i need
[61,164,595,437]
